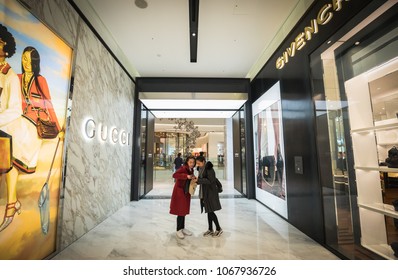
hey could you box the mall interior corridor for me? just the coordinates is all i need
[53,181,339,260]
[2,0,398,264]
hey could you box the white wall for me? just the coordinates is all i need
[208,132,224,162]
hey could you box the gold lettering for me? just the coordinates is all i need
[333,0,349,11]
[295,32,306,50]
[276,57,285,69]
[304,19,319,41]
[276,0,348,70]
[283,51,289,64]
[317,4,333,25]
[286,41,296,57]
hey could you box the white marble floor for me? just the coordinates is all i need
[53,176,340,260]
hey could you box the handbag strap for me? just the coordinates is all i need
[21,74,32,115]
[22,74,52,121]
[45,137,61,183]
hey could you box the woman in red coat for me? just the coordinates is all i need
[170,155,196,239]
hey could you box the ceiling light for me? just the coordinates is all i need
[135,0,148,9]
[355,41,360,45]
[192,33,196,37]
[327,40,332,44]
[140,99,246,110]
[152,111,235,119]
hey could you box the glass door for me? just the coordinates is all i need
[139,105,148,198]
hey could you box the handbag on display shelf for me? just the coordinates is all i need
[386,146,398,168]
[0,130,13,174]
[36,108,59,139]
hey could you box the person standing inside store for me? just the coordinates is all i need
[173,152,183,172]
[195,156,223,237]
[170,156,196,239]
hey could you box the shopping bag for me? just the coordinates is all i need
[0,130,12,174]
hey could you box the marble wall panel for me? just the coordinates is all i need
[18,0,136,250]
[61,21,135,248]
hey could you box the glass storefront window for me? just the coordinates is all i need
[140,105,147,197]
[311,3,398,259]
[154,132,187,170]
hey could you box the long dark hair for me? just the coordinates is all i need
[21,46,44,95]
[184,156,196,167]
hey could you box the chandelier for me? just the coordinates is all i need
[165,118,201,152]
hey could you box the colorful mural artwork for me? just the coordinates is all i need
[0,0,72,259]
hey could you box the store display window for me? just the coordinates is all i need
[310,2,398,259]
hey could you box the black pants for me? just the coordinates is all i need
[207,212,221,231]
[177,216,185,231]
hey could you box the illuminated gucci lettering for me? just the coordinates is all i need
[83,118,131,146]
[276,0,349,70]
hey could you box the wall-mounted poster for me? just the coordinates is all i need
[252,82,287,218]
[0,0,72,259]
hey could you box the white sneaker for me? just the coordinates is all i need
[182,228,193,236]
[176,229,185,239]
[203,230,214,237]
[212,229,223,237]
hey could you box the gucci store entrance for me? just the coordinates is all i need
[131,78,253,201]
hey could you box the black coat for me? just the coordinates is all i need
[197,161,222,213]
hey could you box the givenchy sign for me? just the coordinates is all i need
[83,118,131,146]
[276,0,349,70]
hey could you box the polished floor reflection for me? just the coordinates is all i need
[53,188,340,260]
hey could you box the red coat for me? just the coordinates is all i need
[18,74,60,131]
[169,165,193,216]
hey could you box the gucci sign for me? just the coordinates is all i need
[83,118,131,146]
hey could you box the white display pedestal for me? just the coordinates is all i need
[345,58,398,260]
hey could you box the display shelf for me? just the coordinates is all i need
[377,142,398,146]
[351,122,398,133]
[358,202,398,219]
[354,166,398,173]
[362,244,397,260]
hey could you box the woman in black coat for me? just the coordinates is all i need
[195,156,223,237]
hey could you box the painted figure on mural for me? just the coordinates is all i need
[0,45,63,232]
[0,23,23,233]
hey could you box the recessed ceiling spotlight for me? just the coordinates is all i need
[327,40,332,44]
[135,0,148,9]
[355,41,360,45]
[192,32,196,37]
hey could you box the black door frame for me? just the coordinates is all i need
[131,77,255,200]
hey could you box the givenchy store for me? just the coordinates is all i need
[251,0,398,259]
